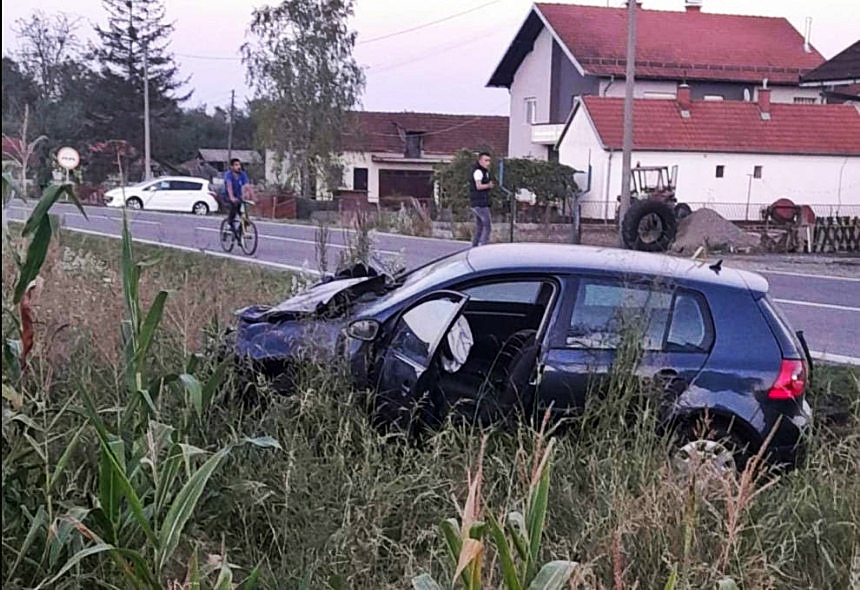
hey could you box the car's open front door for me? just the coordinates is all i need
[375,290,469,431]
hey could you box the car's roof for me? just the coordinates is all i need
[464,243,769,293]
[146,176,208,183]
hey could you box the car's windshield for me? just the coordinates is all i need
[361,249,472,316]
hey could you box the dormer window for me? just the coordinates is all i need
[405,132,423,158]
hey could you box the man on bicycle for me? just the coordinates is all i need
[223,158,251,238]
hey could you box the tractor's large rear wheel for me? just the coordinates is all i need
[622,199,677,252]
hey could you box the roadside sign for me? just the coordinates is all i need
[57,147,80,170]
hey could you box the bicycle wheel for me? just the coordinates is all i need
[240,219,258,255]
[219,218,235,252]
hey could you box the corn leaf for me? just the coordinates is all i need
[6,505,46,582]
[14,215,52,303]
[180,373,204,417]
[83,391,157,545]
[527,458,552,567]
[411,573,444,590]
[214,558,234,590]
[34,543,115,590]
[526,561,577,590]
[452,538,483,588]
[240,562,262,590]
[135,290,168,365]
[506,511,530,562]
[21,182,85,237]
[487,511,522,590]
[440,518,462,567]
[48,424,86,493]
[156,445,232,574]
[188,547,201,590]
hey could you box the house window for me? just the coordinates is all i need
[525,97,537,124]
[405,132,423,158]
[793,97,816,104]
[353,167,368,191]
[715,165,725,178]
[753,165,763,179]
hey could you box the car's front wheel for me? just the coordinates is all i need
[192,201,210,215]
[126,197,143,210]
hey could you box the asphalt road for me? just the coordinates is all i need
[6,202,859,364]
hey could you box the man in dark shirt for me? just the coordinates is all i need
[468,152,495,247]
[223,158,250,237]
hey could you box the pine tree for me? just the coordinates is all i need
[87,0,189,176]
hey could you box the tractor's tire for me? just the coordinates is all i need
[674,203,692,220]
[622,199,677,252]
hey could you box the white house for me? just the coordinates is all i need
[488,1,826,160]
[266,111,508,204]
[557,85,860,220]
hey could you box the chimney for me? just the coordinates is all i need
[758,85,771,120]
[803,17,813,53]
[685,0,703,12]
[677,83,692,115]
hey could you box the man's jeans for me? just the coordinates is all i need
[471,206,491,247]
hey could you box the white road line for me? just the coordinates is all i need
[195,226,403,256]
[759,269,860,283]
[809,351,860,366]
[11,203,472,245]
[58,226,321,275]
[774,298,860,313]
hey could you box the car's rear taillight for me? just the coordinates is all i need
[767,359,807,400]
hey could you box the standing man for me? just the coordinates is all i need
[469,151,495,247]
[223,158,250,238]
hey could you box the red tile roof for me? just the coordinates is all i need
[534,3,824,84]
[342,111,509,157]
[579,96,860,156]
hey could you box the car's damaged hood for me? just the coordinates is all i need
[237,274,386,323]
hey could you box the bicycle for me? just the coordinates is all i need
[220,200,259,255]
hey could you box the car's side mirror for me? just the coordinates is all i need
[346,319,380,341]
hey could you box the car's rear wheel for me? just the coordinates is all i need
[670,421,752,477]
[126,197,143,210]
[192,201,209,215]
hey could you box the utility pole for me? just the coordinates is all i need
[618,0,637,242]
[227,89,235,163]
[143,41,152,180]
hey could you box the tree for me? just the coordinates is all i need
[13,11,83,101]
[1,58,39,133]
[242,0,364,197]
[434,151,579,222]
[88,0,189,178]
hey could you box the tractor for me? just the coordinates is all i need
[619,164,692,252]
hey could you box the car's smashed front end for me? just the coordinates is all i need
[231,265,392,393]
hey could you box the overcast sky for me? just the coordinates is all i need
[2,0,857,116]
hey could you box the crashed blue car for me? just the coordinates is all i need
[233,243,812,469]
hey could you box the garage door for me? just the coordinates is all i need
[378,169,433,199]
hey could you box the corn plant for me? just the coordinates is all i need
[413,432,578,590]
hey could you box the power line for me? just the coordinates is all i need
[357,0,504,45]
[176,52,242,61]
[368,23,510,74]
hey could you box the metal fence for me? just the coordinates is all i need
[577,199,860,223]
